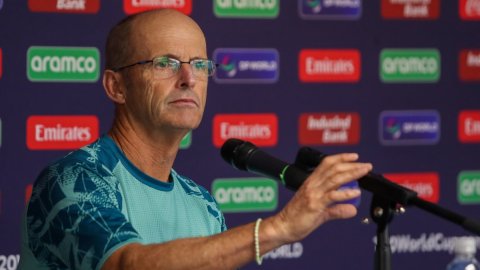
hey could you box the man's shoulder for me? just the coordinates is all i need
[42,136,118,178]
[173,170,215,202]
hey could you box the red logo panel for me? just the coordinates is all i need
[123,0,192,15]
[213,114,278,147]
[459,110,480,143]
[28,0,100,13]
[299,49,360,83]
[27,115,99,150]
[460,0,480,20]
[299,112,360,145]
[381,0,440,20]
[384,172,440,203]
[459,50,480,81]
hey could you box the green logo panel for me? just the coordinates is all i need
[180,132,192,149]
[380,49,440,82]
[214,0,279,18]
[27,46,100,82]
[458,171,480,204]
[212,178,278,212]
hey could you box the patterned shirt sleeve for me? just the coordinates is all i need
[26,159,142,270]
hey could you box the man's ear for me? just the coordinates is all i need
[103,70,126,104]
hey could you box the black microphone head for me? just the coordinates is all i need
[294,147,328,172]
[220,138,257,171]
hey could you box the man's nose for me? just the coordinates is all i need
[176,63,196,89]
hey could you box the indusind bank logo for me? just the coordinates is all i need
[212,113,278,147]
[123,0,192,15]
[380,110,440,145]
[298,112,360,145]
[299,0,361,20]
[27,115,99,150]
[28,0,100,13]
[381,0,440,20]
[299,49,361,82]
[214,48,279,83]
[27,46,100,82]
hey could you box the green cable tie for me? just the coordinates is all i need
[279,165,289,186]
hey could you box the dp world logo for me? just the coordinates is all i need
[27,46,100,82]
[385,118,402,139]
[213,48,279,83]
[212,178,278,213]
[380,110,440,145]
[219,56,237,77]
[299,0,361,19]
[306,0,321,13]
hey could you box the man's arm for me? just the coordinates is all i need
[102,153,371,270]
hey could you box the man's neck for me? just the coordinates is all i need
[108,117,186,182]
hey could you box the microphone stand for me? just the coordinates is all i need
[294,147,480,270]
[359,172,480,270]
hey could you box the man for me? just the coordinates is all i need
[20,9,372,270]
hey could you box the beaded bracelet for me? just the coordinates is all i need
[254,218,263,265]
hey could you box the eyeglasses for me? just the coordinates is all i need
[111,56,217,80]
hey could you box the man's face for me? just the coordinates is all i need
[120,13,208,133]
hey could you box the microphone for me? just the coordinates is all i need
[220,138,416,205]
[221,139,480,235]
[294,146,417,205]
[220,138,309,191]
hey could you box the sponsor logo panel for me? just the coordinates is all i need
[298,0,361,20]
[458,110,480,143]
[214,0,279,18]
[459,49,480,81]
[27,46,100,82]
[26,184,33,204]
[298,112,360,145]
[381,0,440,19]
[0,255,20,269]
[380,49,440,83]
[26,115,99,150]
[212,113,278,147]
[28,0,100,13]
[123,0,192,15]
[299,49,361,83]
[458,171,480,204]
[212,178,278,212]
[460,0,480,20]
[373,233,480,254]
[383,172,440,203]
[264,242,304,260]
[339,180,361,207]
[214,48,279,83]
[180,132,191,149]
[379,110,440,145]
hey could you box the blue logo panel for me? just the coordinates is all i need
[338,181,361,207]
[379,110,440,145]
[213,48,279,83]
[299,0,362,20]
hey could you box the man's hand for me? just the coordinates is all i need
[271,153,372,243]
